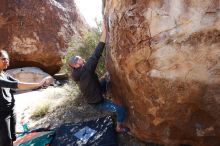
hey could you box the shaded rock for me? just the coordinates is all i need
[53,72,68,80]
[104,0,220,146]
[7,67,52,83]
[0,0,87,74]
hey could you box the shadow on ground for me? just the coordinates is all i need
[15,81,161,146]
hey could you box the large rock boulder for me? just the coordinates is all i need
[104,0,220,146]
[0,0,87,74]
[6,67,52,83]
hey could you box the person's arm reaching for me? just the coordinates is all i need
[100,23,107,43]
[17,81,44,90]
[0,75,52,90]
[0,79,43,89]
[0,79,18,88]
[84,22,107,71]
[17,76,53,90]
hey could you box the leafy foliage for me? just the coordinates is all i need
[62,23,106,76]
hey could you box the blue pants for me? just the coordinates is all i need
[95,77,125,123]
[95,99,125,123]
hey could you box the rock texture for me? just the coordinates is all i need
[104,0,220,146]
[7,67,52,83]
[0,0,86,74]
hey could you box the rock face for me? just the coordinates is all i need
[0,0,86,74]
[6,67,51,83]
[104,0,220,146]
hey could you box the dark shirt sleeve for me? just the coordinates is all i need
[0,72,18,88]
[8,75,18,82]
[84,42,105,71]
[0,79,18,88]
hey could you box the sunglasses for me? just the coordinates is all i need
[0,57,9,61]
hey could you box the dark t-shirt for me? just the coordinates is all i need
[72,42,105,104]
[0,72,18,112]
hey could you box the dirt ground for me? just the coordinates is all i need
[14,81,160,146]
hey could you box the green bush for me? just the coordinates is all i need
[62,24,106,76]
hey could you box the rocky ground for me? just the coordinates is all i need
[14,80,160,146]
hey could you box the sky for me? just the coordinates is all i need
[75,0,103,27]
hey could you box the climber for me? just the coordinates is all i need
[0,49,52,146]
[68,20,129,133]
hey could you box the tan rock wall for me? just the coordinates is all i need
[104,0,220,145]
[0,0,86,74]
